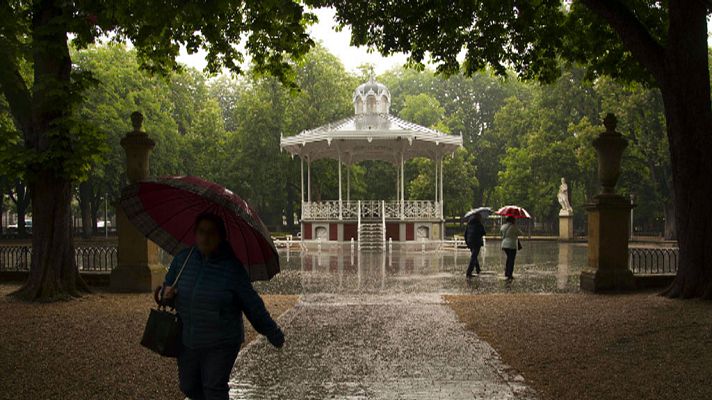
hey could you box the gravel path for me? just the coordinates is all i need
[230,294,537,400]
[0,284,296,400]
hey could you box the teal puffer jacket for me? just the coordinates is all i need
[164,244,283,349]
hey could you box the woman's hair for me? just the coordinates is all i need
[506,216,515,224]
[194,212,228,241]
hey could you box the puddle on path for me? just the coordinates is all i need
[255,241,587,295]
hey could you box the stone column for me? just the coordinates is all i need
[110,112,165,292]
[580,114,635,292]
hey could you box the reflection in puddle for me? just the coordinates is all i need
[255,241,587,295]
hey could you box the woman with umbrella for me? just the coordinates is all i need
[121,177,285,400]
[496,206,530,280]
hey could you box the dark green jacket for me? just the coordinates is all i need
[164,244,283,349]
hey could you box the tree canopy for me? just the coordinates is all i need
[313,0,712,298]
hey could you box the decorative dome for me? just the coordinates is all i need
[353,76,391,115]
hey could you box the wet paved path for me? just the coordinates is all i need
[229,293,537,399]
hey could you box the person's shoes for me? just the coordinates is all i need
[466,273,473,278]
[505,275,514,281]
[475,269,481,275]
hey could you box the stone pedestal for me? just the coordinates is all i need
[556,243,571,290]
[110,112,165,292]
[580,194,635,292]
[110,207,166,292]
[558,210,574,241]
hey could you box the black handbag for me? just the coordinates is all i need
[140,247,194,358]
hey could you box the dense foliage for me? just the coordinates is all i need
[2,44,671,237]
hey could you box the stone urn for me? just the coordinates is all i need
[121,111,155,183]
[593,114,628,194]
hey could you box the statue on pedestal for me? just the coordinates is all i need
[557,177,573,215]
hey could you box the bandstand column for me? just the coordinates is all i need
[395,163,399,201]
[439,158,444,218]
[346,164,350,203]
[338,152,343,220]
[400,152,405,219]
[307,158,312,203]
[434,157,438,205]
[300,157,304,204]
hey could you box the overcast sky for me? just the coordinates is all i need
[176,8,409,75]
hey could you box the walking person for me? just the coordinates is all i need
[160,212,285,400]
[465,213,487,276]
[500,216,521,280]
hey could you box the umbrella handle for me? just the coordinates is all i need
[153,286,164,307]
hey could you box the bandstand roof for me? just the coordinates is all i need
[280,78,463,164]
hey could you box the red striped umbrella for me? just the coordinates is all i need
[119,176,278,281]
[495,205,532,219]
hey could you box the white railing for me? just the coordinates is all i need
[360,200,382,219]
[303,200,442,220]
[384,201,400,218]
[403,200,440,219]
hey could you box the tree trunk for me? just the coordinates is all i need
[90,189,102,235]
[13,181,29,237]
[11,0,87,301]
[13,172,88,300]
[91,204,100,236]
[0,194,4,235]
[660,1,712,299]
[78,181,93,239]
[663,198,676,241]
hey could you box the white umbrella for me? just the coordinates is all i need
[463,207,493,220]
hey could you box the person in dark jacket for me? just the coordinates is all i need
[161,212,284,400]
[464,213,487,276]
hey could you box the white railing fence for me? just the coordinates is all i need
[303,200,441,220]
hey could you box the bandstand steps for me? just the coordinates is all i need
[358,223,384,251]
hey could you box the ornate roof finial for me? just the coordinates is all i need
[368,65,376,83]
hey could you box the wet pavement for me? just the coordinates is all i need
[254,241,588,295]
[230,294,536,399]
[229,242,584,399]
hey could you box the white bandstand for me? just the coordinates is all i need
[280,77,462,248]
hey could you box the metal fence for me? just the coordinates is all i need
[75,246,118,272]
[0,246,31,271]
[0,245,118,273]
[629,247,678,275]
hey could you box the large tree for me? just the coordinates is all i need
[230,44,356,230]
[0,0,315,300]
[317,0,712,299]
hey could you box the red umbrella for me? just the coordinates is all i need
[495,205,532,219]
[119,176,278,281]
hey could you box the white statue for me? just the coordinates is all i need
[557,177,573,214]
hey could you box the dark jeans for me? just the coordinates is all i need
[178,344,240,400]
[466,246,482,275]
[503,248,517,278]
